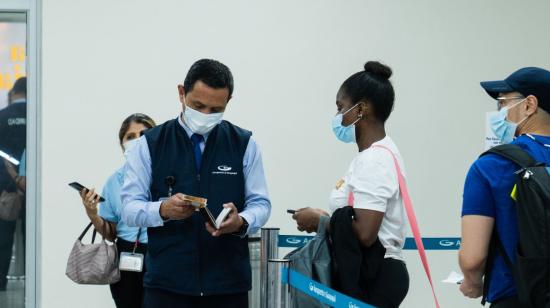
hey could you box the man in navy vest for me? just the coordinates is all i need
[121,59,271,308]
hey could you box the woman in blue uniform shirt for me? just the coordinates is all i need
[80,113,156,308]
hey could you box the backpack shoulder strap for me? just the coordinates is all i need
[481,144,537,168]
[482,228,517,305]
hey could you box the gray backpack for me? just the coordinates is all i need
[285,215,331,308]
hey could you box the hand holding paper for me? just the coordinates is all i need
[159,193,195,220]
[442,271,464,284]
[205,203,242,237]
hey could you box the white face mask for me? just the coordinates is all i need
[182,103,224,135]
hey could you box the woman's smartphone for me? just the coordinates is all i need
[68,182,105,202]
[287,209,296,214]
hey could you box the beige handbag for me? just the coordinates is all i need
[66,222,120,285]
[0,190,23,221]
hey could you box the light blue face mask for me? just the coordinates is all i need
[489,98,528,144]
[331,104,361,143]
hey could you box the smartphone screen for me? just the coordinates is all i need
[68,182,105,202]
[0,149,20,166]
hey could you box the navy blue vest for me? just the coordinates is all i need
[144,119,252,295]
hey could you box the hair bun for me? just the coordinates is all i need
[364,61,392,80]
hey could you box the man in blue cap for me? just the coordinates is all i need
[459,67,550,307]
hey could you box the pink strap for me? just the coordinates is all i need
[366,145,440,308]
[348,190,355,206]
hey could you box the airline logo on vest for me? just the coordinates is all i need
[213,165,238,175]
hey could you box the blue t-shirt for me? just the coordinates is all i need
[99,167,148,244]
[462,134,550,302]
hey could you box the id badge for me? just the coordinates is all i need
[119,252,144,272]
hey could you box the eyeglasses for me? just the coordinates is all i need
[495,96,524,110]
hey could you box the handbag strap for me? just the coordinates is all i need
[78,222,94,242]
[371,144,441,308]
[80,218,114,244]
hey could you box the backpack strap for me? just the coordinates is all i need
[481,233,496,306]
[482,228,519,305]
[481,144,537,168]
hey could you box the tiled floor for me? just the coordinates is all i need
[0,280,25,308]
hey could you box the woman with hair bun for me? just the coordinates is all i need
[292,61,409,307]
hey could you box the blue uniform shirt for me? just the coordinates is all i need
[99,167,148,243]
[462,134,550,302]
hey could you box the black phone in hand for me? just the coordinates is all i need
[68,182,105,202]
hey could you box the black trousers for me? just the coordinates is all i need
[143,288,248,308]
[110,238,147,308]
[490,296,521,308]
[364,258,410,308]
[0,219,16,289]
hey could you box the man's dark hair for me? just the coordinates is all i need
[183,59,234,98]
[11,77,27,96]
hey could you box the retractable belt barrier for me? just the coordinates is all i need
[281,266,376,308]
[258,235,457,308]
[278,235,461,250]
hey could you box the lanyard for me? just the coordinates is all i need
[132,228,142,254]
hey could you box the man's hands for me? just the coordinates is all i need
[3,159,18,180]
[159,198,245,236]
[460,277,483,298]
[159,193,195,221]
[205,203,243,237]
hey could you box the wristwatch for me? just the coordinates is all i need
[235,216,249,238]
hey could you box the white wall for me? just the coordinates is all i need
[41,0,550,307]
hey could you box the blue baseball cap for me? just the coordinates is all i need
[480,67,550,113]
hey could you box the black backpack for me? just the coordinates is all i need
[480,144,550,308]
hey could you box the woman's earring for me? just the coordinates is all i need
[358,113,363,119]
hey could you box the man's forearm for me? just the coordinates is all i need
[459,251,485,283]
[463,267,484,283]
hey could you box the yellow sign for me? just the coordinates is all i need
[0,44,26,91]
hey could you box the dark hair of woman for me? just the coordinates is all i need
[340,61,395,122]
[118,113,156,146]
